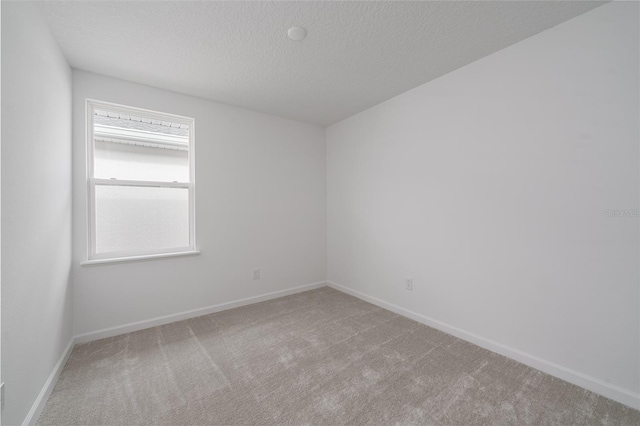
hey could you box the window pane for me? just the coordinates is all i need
[93,109,189,182]
[95,185,189,254]
[94,141,189,182]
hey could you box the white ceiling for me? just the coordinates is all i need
[40,1,604,127]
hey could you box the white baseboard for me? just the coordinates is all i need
[74,281,327,344]
[22,338,75,426]
[327,281,640,410]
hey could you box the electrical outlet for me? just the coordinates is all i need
[405,278,413,291]
[253,269,260,280]
[1,382,5,412]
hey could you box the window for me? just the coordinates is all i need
[85,100,196,263]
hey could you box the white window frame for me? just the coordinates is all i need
[84,99,197,264]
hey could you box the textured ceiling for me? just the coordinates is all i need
[40,1,604,126]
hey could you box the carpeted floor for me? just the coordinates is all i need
[38,287,639,425]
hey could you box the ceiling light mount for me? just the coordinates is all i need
[287,26,307,41]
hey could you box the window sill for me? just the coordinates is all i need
[80,250,200,266]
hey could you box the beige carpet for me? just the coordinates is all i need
[38,287,639,425]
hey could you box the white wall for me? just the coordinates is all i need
[72,71,326,336]
[327,2,639,407]
[1,3,73,424]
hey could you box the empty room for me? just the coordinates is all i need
[1,0,639,425]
